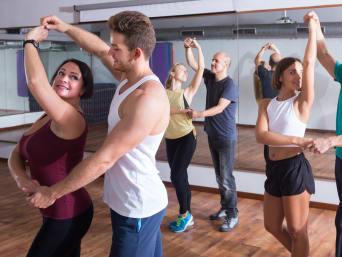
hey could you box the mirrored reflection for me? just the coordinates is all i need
[236,6,341,179]
[153,13,238,167]
[0,41,27,118]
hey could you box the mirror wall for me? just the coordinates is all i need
[0,6,340,180]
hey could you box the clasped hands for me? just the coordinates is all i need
[17,177,56,209]
[182,108,203,119]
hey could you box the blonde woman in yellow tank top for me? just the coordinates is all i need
[165,37,204,232]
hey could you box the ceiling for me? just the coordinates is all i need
[80,5,342,32]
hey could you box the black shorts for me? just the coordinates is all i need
[264,153,315,197]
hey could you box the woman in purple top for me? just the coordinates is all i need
[8,26,94,257]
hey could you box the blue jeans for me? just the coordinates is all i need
[109,208,166,257]
[208,137,238,217]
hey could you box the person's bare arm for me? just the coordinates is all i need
[24,26,85,138]
[184,38,199,71]
[296,13,317,122]
[308,12,336,79]
[190,98,230,119]
[309,135,342,154]
[27,81,168,208]
[8,144,39,194]
[184,39,204,104]
[41,15,123,81]
[268,43,281,54]
[254,43,269,66]
[255,99,313,147]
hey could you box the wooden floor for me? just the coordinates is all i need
[0,122,336,180]
[0,160,336,257]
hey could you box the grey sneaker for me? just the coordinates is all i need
[209,209,227,220]
[220,216,239,232]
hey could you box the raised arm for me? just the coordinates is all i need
[27,81,169,208]
[254,43,269,66]
[310,12,336,78]
[24,27,85,138]
[41,15,123,81]
[8,144,39,195]
[184,39,204,104]
[268,43,281,55]
[255,100,313,147]
[297,13,317,117]
[185,37,199,71]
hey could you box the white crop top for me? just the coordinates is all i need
[267,93,306,147]
[103,75,168,218]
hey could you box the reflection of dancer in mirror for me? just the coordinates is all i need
[27,10,170,257]
[165,37,204,232]
[254,42,281,99]
[307,11,342,257]
[187,48,239,232]
[8,26,94,257]
[255,12,318,257]
[254,43,282,163]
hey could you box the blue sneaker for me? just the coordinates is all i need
[170,212,194,232]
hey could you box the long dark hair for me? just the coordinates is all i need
[51,59,94,99]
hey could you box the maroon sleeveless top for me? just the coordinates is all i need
[19,114,92,219]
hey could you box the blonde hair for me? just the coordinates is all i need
[165,63,185,90]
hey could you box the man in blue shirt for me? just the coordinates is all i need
[186,44,239,232]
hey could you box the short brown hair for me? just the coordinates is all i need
[272,57,302,90]
[107,11,156,58]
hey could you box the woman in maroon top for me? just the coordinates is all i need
[8,26,94,257]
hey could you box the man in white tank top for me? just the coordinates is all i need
[28,11,170,257]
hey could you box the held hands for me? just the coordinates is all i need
[303,11,319,25]
[263,42,277,51]
[27,185,56,209]
[40,15,69,33]
[25,26,48,42]
[16,176,40,196]
[184,37,199,49]
[308,138,332,154]
[188,108,203,119]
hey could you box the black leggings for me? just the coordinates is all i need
[336,157,342,257]
[166,131,196,214]
[27,205,93,257]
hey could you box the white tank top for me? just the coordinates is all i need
[103,75,168,218]
[267,93,306,147]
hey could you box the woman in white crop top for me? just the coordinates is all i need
[255,13,318,257]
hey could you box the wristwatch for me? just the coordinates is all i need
[23,39,39,49]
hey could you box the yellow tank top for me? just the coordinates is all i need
[165,89,196,139]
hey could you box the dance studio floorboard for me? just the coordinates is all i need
[0,122,336,180]
[0,160,335,257]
